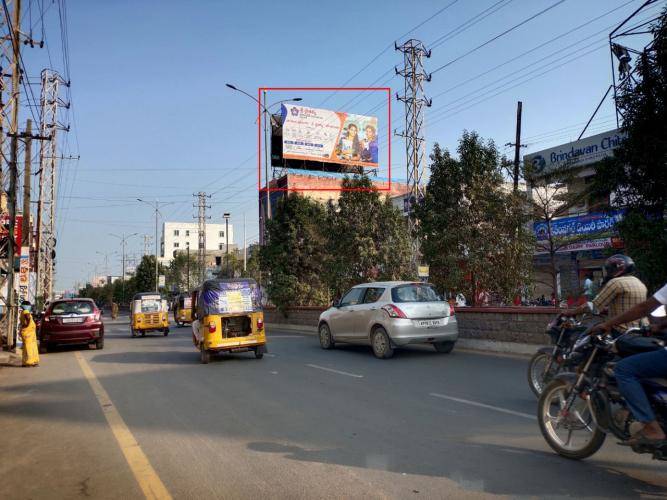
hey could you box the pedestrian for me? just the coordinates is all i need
[19,301,39,367]
[583,272,595,300]
[111,302,119,320]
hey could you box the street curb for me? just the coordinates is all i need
[266,323,539,357]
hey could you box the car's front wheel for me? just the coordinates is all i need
[319,323,334,349]
[96,338,104,350]
[371,327,394,359]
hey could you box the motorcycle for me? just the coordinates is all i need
[537,327,667,461]
[527,314,590,397]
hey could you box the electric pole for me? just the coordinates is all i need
[36,69,66,305]
[194,192,210,283]
[21,119,32,246]
[395,39,431,272]
[505,101,526,191]
[110,233,138,304]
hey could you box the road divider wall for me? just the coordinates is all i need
[265,306,559,347]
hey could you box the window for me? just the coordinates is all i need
[51,300,94,315]
[218,243,224,250]
[174,242,180,248]
[391,284,443,303]
[363,287,385,304]
[173,229,180,236]
[340,287,365,307]
[185,230,190,236]
[219,231,224,238]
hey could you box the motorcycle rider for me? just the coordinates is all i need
[563,255,647,331]
[591,283,667,444]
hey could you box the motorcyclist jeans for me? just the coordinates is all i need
[615,349,667,423]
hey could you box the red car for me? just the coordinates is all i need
[39,298,104,352]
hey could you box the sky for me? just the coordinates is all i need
[30,0,662,291]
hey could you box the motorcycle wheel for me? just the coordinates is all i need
[527,351,554,397]
[538,379,606,460]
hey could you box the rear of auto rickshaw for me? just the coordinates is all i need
[130,293,170,337]
[173,292,192,327]
[191,279,266,364]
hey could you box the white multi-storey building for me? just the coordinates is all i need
[160,221,234,264]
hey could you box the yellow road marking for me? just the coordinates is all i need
[75,352,172,500]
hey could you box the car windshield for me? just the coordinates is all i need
[391,284,443,303]
[51,301,94,315]
[141,299,161,313]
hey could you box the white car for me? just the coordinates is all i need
[318,281,458,359]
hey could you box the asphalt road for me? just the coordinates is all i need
[1,316,666,499]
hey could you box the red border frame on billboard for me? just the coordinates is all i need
[258,87,391,192]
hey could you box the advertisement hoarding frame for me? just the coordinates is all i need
[258,87,391,193]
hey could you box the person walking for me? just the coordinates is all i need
[111,302,119,320]
[19,301,39,367]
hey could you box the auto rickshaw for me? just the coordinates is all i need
[191,278,266,364]
[130,292,170,337]
[173,292,192,327]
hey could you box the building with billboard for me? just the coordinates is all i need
[524,128,627,299]
[262,103,407,237]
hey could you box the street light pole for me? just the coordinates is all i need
[109,233,138,305]
[223,213,230,277]
[224,84,301,233]
[137,199,175,293]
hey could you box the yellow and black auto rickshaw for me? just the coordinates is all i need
[191,278,266,364]
[173,292,192,327]
[130,292,169,337]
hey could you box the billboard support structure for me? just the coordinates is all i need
[395,39,431,270]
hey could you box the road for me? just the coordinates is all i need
[1,316,665,499]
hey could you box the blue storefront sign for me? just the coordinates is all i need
[534,210,625,241]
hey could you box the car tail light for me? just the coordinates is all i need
[257,318,264,331]
[382,304,407,319]
[208,321,216,333]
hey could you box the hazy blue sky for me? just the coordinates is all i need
[46,0,662,290]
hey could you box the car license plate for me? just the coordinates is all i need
[62,317,83,323]
[416,318,446,328]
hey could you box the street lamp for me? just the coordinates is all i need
[225,83,301,229]
[223,213,230,277]
[137,199,175,292]
[109,232,138,305]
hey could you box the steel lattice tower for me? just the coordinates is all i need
[194,191,210,283]
[36,69,62,302]
[395,39,431,268]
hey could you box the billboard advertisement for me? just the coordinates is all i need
[281,104,379,168]
[0,213,23,256]
[524,129,626,178]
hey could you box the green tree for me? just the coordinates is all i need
[416,131,534,304]
[326,175,413,296]
[166,252,200,292]
[591,13,667,292]
[260,194,330,312]
[134,255,165,293]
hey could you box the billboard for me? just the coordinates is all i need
[281,104,379,168]
[0,213,23,256]
[524,129,625,178]
[533,210,625,241]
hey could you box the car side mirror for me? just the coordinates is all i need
[332,299,341,308]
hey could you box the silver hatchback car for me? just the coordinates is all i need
[318,281,458,359]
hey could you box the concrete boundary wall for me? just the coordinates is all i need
[265,306,559,349]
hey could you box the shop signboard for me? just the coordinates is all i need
[0,213,23,256]
[534,210,624,241]
[535,237,612,255]
[524,129,626,178]
[281,104,379,168]
[17,246,30,302]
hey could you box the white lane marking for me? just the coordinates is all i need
[429,393,536,421]
[264,353,276,358]
[306,364,364,379]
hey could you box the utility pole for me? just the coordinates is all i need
[36,69,66,305]
[263,90,271,222]
[193,192,210,283]
[137,199,172,293]
[243,213,247,273]
[186,243,190,290]
[21,120,32,246]
[1,0,23,349]
[505,101,526,192]
[223,213,230,277]
[110,233,137,304]
[395,39,431,272]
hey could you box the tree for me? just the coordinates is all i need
[260,194,330,312]
[416,131,534,304]
[591,13,667,292]
[134,255,165,293]
[166,252,200,292]
[326,175,413,296]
